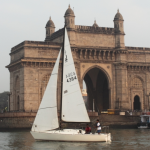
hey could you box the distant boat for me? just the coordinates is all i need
[137,113,150,129]
[30,27,111,142]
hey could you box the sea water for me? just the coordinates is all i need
[0,129,150,150]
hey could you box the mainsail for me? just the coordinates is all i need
[31,49,61,132]
[61,28,90,122]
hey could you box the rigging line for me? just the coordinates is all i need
[39,106,56,110]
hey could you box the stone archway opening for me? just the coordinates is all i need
[134,95,141,110]
[83,67,109,113]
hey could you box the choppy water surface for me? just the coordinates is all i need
[0,129,150,150]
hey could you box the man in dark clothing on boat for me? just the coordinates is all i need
[85,124,91,134]
[96,119,101,134]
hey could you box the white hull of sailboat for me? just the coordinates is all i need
[31,129,111,142]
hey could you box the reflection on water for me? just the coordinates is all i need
[0,129,150,150]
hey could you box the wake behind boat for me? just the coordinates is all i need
[30,27,111,142]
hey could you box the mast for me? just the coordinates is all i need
[59,26,66,129]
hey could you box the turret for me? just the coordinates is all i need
[64,5,75,29]
[92,20,99,28]
[45,17,55,39]
[114,10,125,48]
[114,10,124,34]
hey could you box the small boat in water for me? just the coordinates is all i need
[30,27,111,142]
[137,114,150,129]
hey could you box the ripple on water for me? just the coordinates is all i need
[0,129,150,150]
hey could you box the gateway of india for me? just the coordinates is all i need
[7,5,150,113]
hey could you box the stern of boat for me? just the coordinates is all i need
[106,133,111,142]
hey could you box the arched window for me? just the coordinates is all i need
[134,95,141,110]
[132,77,142,88]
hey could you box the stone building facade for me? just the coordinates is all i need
[6,6,150,113]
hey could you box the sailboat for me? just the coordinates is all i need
[30,27,111,142]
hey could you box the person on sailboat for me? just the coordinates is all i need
[96,119,101,134]
[85,124,91,134]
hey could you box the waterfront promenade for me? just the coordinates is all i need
[0,111,140,129]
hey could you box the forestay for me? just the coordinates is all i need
[31,49,61,132]
[62,28,90,122]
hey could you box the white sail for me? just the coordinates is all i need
[61,28,90,122]
[31,49,61,132]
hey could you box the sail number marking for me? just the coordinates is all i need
[66,72,77,82]
[67,76,77,82]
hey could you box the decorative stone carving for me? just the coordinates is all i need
[128,54,145,62]
[89,50,92,59]
[132,78,143,88]
[79,50,83,59]
[102,51,106,60]
[93,50,96,59]
[84,49,87,59]
[107,51,110,60]
[115,63,127,69]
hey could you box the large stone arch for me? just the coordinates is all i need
[81,64,112,113]
[81,65,111,88]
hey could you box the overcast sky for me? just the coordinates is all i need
[0,0,150,92]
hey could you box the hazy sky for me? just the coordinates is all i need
[1,0,150,92]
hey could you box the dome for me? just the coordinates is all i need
[93,20,99,27]
[114,10,123,21]
[64,5,75,16]
[46,17,55,28]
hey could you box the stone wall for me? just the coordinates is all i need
[75,32,115,47]
[0,112,36,128]
[0,113,140,128]
[7,41,150,112]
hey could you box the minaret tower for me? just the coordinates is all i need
[64,5,76,45]
[64,5,75,29]
[114,10,125,48]
[92,20,99,27]
[45,17,55,39]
